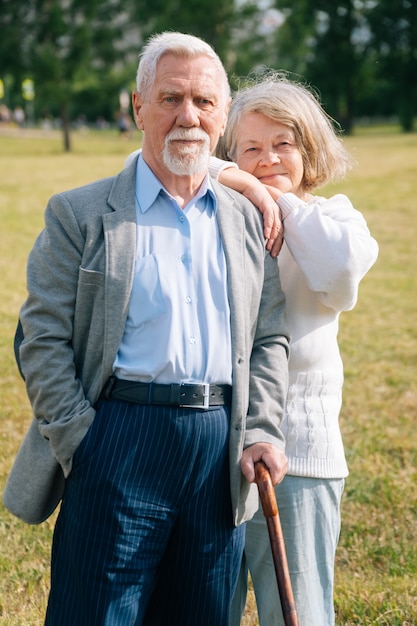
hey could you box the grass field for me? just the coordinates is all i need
[0,126,416,625]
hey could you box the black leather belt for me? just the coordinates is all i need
[102,377,232,409]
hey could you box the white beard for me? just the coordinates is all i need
[163,129,211,175]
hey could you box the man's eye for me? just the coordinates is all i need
[196,98,213,107]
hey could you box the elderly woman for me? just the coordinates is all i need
[214,75,379,626]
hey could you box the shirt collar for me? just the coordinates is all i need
[135,153,217,215]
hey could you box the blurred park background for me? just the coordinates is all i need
[1,2,417,624]
[1,0,416,151]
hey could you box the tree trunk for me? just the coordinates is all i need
[60,100,71,152]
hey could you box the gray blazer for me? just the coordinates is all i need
[3,157,289,525]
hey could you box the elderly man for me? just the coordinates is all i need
[4,32,289,626]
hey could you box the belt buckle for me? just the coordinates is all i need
[179,383,210,409]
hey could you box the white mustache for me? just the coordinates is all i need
[166,128,209,143]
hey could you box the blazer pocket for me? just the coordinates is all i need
[75,268,105,329]
[78,267,105,287]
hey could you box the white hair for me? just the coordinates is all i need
[136,31,230,104]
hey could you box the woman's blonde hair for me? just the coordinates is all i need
[217,72,354,191]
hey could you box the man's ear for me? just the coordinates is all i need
[132,91,144,130]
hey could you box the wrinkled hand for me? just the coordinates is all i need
[249,183,283,257]
[216,167,284,257]
[241,443,288,485]
[262,184,284,258]
[264,205,284,258]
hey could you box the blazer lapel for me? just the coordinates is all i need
[102,161,138,370]
[213,181,247,364]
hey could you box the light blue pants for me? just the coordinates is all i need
[229,475,344,626]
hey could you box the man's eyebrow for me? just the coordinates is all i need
[159,88,182,97]
[157,86,219,103]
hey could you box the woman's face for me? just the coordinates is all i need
[234,111,305,197]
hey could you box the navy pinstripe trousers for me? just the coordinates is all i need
[44,398,244,626]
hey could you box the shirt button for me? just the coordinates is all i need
[181,254,188,263]
[189,336,196,344]
[185,296,192,304]
[179,215,185,222]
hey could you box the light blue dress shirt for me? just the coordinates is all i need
[113,155,232,385]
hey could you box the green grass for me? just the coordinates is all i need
[1,126,416,625]
[330,130,417,626]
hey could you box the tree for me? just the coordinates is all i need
[0,0,138,150]
[36,0,140,150]
[129,0,235,62]
[365,0,417,132]
[128,0,265,80]
[1,0,276,148]
[268,0,417,132]
[270,0,369,132]
[0,0,33,109]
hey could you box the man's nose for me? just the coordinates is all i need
[176,100,200,126]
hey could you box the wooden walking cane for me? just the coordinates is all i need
[254,461,300,626]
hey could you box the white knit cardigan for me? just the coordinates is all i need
[276,192,378,477]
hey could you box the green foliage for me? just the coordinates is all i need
[1,0,416,143]
[129,0,236,63]
[0,0,138,149]
[31,0,135,143]
[271,0,417,132]
[271,0,367,131]
[365,0,417,132]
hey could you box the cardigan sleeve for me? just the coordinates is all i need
[208,155,238,179]
[278,192,379,311]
